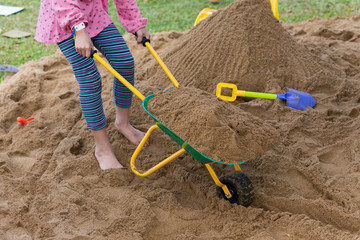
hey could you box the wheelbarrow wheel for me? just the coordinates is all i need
[216,171,254,206]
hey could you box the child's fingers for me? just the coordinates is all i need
[144,31,151,40]
[74,30,93,57]
[136,34,142,43]
[85,48,91,58]
[76,47,84,57]
[135,28,151,44]
[75,44,93,57]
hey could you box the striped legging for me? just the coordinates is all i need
[58,23,134,130]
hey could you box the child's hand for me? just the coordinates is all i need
[75,29,94,58]
[135,28,151,44]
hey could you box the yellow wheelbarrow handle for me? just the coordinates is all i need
[91,50,183,176]
[92,52,146,101]
[138,36,179,88]
[130,124,186,177]
[269,0,279,20]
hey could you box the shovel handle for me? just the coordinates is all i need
[135,33,179,87]
[216,83,277,102]
[243,91,277,100]
[270,0,279,20]
[91,50,146,101]
[144,42,180,87]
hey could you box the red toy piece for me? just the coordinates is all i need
[17,117,34,124]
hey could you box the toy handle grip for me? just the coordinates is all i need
[134,32,150,47]
[90,49,97,58]
[216,83,242,102]
[216,83,278,101]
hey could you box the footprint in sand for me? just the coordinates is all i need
[1,152,37,177]
[348,107,360,118]
[316,28,355,42]
[38,70,74,95]
[284,169,321,199]
[5,227,32,240]
[38,55,75,96]
[317,145,347,176]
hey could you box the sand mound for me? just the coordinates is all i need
[148,87,280,163]
[2,0,360,238]
[145,0,345,96]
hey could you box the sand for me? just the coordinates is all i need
[1,0,360,239]
[147,86,280,164]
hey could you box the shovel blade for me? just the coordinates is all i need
[283,88,316,110]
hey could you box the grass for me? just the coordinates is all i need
[279,0,360,22]
[0,0,359,81]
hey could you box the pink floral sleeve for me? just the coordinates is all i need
[113,0,148,34]
[51,0,88,33]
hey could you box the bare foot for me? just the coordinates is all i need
[115,121,148,146]
[94,148,124,170]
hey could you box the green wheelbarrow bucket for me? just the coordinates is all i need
[142,94,252,165]
[92,46,256,206]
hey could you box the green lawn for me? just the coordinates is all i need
[0,0,359,81]
[279,0,359,22]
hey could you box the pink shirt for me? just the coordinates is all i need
[35,0,147,44]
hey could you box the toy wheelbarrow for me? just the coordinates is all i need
[91,39,255,206]
[216,82,316,111]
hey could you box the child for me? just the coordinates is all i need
[35,0,151,170]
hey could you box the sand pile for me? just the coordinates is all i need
[144,0,345,96]
[148,87,280,163]
[1,0,360,238]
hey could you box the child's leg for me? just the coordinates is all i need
[92,23,146,145]
[91,128,123,169]
[58,36,123,170]
[91,23,134,108]
[58,36,106,130]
